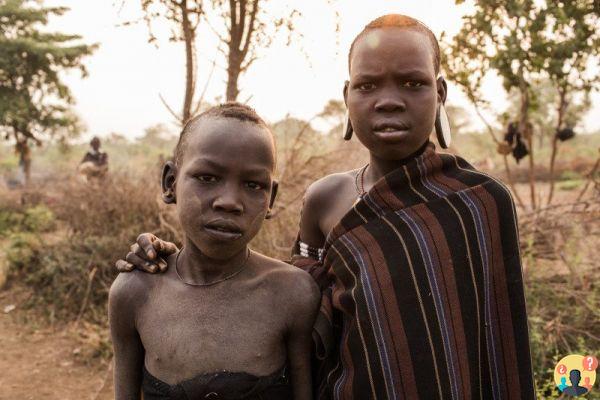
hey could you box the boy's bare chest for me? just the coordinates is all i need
[137,281,288,381]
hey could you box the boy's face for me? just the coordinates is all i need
[345,28,444,160]
[172,117,276,260]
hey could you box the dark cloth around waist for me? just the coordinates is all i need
[142,364,292,400]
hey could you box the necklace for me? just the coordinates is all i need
[354,164,369,198]
[174,248,251,287]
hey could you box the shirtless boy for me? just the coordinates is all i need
[109,103,319,399]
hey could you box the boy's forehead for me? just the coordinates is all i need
[183,117,276,168]
[350,28,435,75]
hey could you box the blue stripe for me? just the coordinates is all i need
[335,235,398,399]
[416,157,448,198]
[456,190,502,400]
[397,210,461,400]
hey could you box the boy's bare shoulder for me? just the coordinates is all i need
[252,253,319,302]
[109,270,154,310]
[304,170,357,206]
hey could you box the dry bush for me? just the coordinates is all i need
[7,173,180,325]
[519,201,600,397]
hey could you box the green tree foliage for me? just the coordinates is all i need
[443,0,599,209]
[0,0,96,182]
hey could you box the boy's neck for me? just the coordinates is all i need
[367,140,429,183]
[177,240,250,285]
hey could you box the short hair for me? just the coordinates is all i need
[348,14,441,75]
[174,102,272,166]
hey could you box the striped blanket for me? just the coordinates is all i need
[293,143,535,399]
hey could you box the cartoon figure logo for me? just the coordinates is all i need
[554,355,598,397]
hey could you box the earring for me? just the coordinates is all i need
[343,110,353,141]
[162,189,176,204]
[435,104,452,149]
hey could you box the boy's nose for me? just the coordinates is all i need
[212,190,244,214]
[374,93,406,113]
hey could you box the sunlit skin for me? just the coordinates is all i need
[109,117,319,400]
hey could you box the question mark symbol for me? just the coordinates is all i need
[582,355,598,371]
[557,364,567,374]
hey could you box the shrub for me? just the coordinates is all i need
[6,232,43,270]
[23,205,56,232]
[7,173,179,325]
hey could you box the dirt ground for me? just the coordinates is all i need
[0,290,113,400]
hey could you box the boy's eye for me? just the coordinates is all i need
[246,181,264,190]
[195,175,218,183]
[356,82,376,91]
[403,81,423,88]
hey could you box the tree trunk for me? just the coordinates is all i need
[502,154,526,210]
[225,0,244,101]
[546,89,567,206]
[226,58,241,101]
[224,0,258,102]
[518,68,536,210]
[180,0,195,123]
[15,139,32,186]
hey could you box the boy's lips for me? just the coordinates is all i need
[203,219,243,241]
[372,121,411,142]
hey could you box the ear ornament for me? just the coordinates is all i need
[435,104,452,149]
[343,110,353,141]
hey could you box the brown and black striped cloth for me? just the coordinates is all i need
[292,143,535,399]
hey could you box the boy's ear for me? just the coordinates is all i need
[343,80,349,106]
[437,76,448,105]
[161,161,177,204]
[265,180,278,220]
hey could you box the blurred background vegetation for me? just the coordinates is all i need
[0,0,598,398]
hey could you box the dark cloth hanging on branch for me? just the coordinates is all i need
[502,122,529,163]
[556,127,575,142]
[512,138,529,163]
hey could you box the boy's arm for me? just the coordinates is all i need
[291,183,331,289]
[285,271,320,400]
[109,274,145,399]
[297,182,327,249]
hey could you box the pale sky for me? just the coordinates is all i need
[44,0,598,140]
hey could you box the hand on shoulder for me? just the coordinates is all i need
[115,232,178,273]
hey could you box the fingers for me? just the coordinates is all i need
[115,259,134,273]
[126,251,159,273]
[131,243,168,269]
[137,233,157,260]
[153,240,179,256]
[156,256,169,272]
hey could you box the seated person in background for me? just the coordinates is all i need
[78,136,108,180]
[109,103,320,400]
